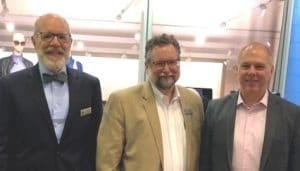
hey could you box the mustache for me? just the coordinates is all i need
[159,73,175,77]
[45,47,65,54]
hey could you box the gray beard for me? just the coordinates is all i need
[156,76,175,90]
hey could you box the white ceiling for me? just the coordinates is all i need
[0,0,285,63]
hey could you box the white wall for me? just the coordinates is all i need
[0,52,223,100]
[178,61,223,99]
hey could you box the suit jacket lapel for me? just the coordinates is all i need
[178,87,194,170]
[27,65,57,140]
[141,81,164,165]
[59,68,79,143]
[260,93,278,170]
[6,56,15,75]
[225,92,239,169]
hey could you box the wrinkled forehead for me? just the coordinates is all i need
[13,33,25,42]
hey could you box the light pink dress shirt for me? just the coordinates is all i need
[232,91,268,171]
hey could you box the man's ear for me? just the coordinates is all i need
[271,64,275,75]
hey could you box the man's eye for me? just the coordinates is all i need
[168,61,177,65]
[43,34,53,39]
[58,35,66,40]
[157,62,165,66]
[255,65,265,69]
[241,64,250,68]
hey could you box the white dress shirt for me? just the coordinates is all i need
[152,84,186,171]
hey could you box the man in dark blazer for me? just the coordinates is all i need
[200,42,300,171]
[0,13,102,171]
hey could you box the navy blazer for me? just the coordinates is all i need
[200,91,300,171]
[0,64,102,171]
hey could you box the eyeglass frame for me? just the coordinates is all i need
[34,32,72,43]
[13,41,26,46]
[150,59,180,69]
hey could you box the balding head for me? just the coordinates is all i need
[237,42,273,65]
[34,13,71,34]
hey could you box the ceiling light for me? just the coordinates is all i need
[76,41,84,50]
[185,56,192,62]
[0,47,5,53]
[131,44,138,50]
[134,32,140,42]
[259,3,267,10]
[195,33,206,45]
[226,50,232,57]
[5,22,15,32]
[115,13,122,21]
[220,22,227,28]
[85,52,92,57]
[121,53,127,59]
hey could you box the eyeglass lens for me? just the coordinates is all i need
[38,32,71,43]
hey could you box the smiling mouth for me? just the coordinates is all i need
[46,51,64,56]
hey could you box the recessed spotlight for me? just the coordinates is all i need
[5,22,15,32]
[134,33,140,42]
[76,41,84,50]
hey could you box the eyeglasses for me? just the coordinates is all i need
[14,41,25,46]
[36,32,72,43]
[151,59,180,69]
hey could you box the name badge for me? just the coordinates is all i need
[183,108,193,115]
[80,107,92,117]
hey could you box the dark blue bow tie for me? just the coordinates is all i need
[43,72,67,84]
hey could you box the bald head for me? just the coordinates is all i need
[34,13,71,34]
[237,42,273,65]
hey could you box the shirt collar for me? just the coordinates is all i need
[12,54,23,64]
[150,81,180,104]
[237,90,269,108]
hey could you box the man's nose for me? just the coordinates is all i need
[49,36,61,46]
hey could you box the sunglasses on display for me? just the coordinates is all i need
[14,41,26,46]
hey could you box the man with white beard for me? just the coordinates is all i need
[0,13,102,171]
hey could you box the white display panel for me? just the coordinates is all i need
[178,61,223,99]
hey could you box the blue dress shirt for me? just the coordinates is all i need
[39,63,69,143]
